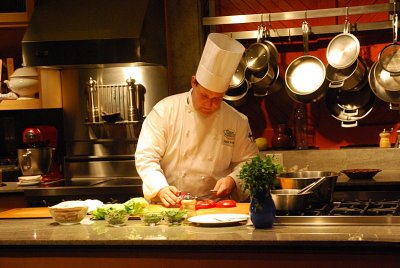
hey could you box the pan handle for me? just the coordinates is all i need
[302,20,310,55]
[341,121,358,128]
[329,80,344,88]
[389,103,400,110]
[393,13,398,44]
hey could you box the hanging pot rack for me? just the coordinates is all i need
[202,3,397,39]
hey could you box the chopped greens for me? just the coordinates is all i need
[91,197,149,220]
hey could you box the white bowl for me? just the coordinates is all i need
[49,201,88,225]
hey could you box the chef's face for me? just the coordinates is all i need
[191,76,225,116]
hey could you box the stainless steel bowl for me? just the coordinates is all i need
[17,147,55,176]
[277,171,339,203]
[271,189,313,211]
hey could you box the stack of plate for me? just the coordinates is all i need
[17,175,42,186]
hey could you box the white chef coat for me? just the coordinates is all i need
[135,89,259,202]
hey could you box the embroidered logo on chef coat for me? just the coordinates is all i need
[223,129,235,146]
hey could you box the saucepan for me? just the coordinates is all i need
[373,57,400,92]
[224,58,249,107]
[285,20,327,103]
[326,16,360,70]
[277,171,339,203]
[325,81,375,128]
[326,57,367,91]
[379,8,400,74]
[369,61,400,110]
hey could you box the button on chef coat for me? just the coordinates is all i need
[135,89,258,202]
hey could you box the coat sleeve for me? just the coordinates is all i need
[228,113,259,201]
[135,103,170,201]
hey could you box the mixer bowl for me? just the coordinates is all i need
[18,148,55,176]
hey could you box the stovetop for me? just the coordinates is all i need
[275,191,400,225]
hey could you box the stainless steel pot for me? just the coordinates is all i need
[271,189,313,211]
[244,25,278,71]
[326,58,367,91]
[373,59,400,91]
[379,12,400,74]
[245,63,275,89]
[18,147,55,176]
[285,21,327,103]
[277,171,339,203]
[325,84,375,128]
[326,19,360,69]
[369,61,400,110]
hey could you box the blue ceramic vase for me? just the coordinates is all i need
[250,191,276,228]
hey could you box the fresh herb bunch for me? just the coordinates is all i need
[239,155,283,201]
[163,210,187,225]
[104,207,129,226]
[141,212,163,226]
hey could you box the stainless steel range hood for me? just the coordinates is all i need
[22,0,166,67]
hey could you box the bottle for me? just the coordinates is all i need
[379,129,391,148]
[395,129,400,148]
[294,105,308,150]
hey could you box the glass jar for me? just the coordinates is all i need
[272,124,291,150]
[379,129,391,148]
[180,192,197,221]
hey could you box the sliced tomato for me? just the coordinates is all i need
[195,200,217,210]
[216,199,236,208]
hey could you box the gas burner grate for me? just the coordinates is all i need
[330,199,400,216]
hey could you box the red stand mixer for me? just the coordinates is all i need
[18,126,61,182]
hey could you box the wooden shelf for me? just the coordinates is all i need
[0,98,40,110]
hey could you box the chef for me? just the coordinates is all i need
[135,33,259,207]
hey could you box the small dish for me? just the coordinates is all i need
[105,212,129,227]
[18,175,42,181]
[340,169,382,180]
[17,180,41,186]
[140,212,163,226]
[162,210,187,226]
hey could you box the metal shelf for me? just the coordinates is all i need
[203,3,395,39]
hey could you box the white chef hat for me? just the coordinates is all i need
[196,33,245,93]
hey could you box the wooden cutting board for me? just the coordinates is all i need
[0,203,250,219]
[0,207,51,219]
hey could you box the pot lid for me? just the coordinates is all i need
[326,33,360,69]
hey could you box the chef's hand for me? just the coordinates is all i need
[213,176,236,197]
[157,186,180,207]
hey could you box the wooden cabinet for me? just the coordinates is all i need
[0,0,62,111]
[0,69,63,110]
[0,0,34,28]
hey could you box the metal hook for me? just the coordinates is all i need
[260,13,264,26]
[345,7,349,20]
[268,13,272,28]
[288,28,291,42]
[304,10,307,21]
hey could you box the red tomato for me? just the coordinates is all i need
[216,199,236,208]
[195,200,217,210]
